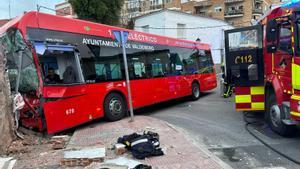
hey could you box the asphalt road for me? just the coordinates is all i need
[138,88,300,169]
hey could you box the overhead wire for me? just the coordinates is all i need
[134,21,251,30]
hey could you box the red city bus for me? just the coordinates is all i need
[0,12,217,134]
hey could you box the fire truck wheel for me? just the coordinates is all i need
[104,93,126,122]
[266,92,296,137]
[191,82,200,100]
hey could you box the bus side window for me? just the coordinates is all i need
[95,63,106,81]
[169,53,183,76]
[147,50,169,78]
[180,49,198,75]
[129,54,146,79]
[198,50,214,74]
[83,45,123,82]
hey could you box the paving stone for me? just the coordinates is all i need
[67,116,232,169]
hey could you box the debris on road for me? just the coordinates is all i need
[0,157,16,169]
[61,147,105,166]
[51,135,70,150]
[115,143,126,155]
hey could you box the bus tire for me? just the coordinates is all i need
[191,82,200,100]
[266,92,296,137]
[104,92,126,122]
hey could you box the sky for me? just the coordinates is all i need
[0,0,65,20]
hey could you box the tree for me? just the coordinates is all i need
[69,0,124,25]
[0,42,14,154]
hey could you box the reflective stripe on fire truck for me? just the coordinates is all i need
[292,63,300,90]
[290,95,300,118]
[291,95,300,101]
[291,111,300,117]
[235,86,265,111]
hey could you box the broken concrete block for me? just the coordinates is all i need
[51,135,70,150]
[61,147,105,166]
[114,143,126,155]
[52,140,65,150]
[0,157,16,169]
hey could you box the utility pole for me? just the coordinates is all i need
[8,0,12,19]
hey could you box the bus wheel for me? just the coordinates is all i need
[191,82,200,100]
[104,93,126,121]
[266,92,296,137]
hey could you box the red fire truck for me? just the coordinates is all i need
[0,12,217,134]
[224,1,300,136]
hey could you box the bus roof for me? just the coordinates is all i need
[0,11,210,50]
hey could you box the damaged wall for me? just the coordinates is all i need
[0,43,14,154]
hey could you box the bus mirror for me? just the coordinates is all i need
[266,20,278,42]
[267,44,277,53]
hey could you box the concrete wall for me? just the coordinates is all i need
[135,10,234,64]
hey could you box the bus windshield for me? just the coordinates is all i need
[33,43,84,85]
[0,29,39,93]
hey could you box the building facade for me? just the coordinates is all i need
[121,0,183,25]
[55,0,76,18]
[181,0,282,27]
[0,19,10,27]
[122,0,281,27]
[134,9,234,63]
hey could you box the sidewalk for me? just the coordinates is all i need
[67,116,232,169]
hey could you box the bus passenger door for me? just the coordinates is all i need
[127,54,156,107]
[167,53,185,98]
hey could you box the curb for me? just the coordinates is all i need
[164,121,233,169]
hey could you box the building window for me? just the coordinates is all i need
[214,6,222,12]
[177,23,186,39]
[142,25,150,33]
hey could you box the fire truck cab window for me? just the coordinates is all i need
[279,25,292,53]
[35,43,84,85]
[228,30,258,51]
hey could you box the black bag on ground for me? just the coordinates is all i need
[134,164,152,169]
[117,133,141,148]
[130,135,164,159]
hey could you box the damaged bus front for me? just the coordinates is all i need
[0,28,42,131]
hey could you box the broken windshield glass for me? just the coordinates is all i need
[0,29,39,93]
